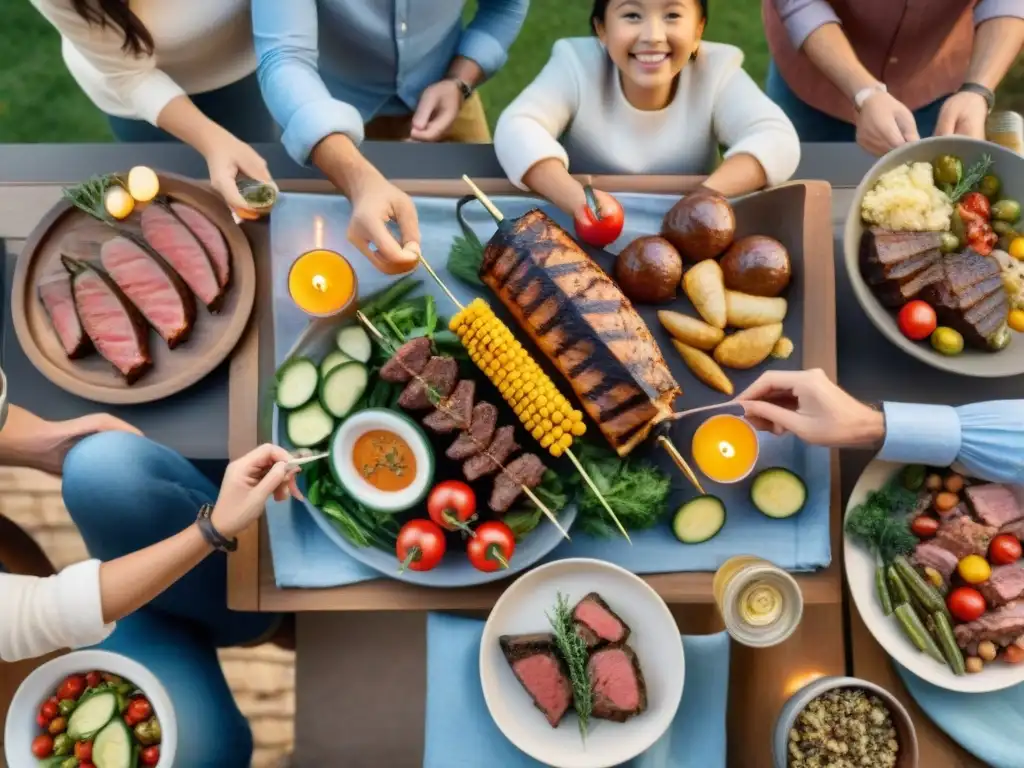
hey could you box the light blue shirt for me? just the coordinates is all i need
[252,0,529,165]
[878,401,1024,484]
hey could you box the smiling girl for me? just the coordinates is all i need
[493,0,801,216]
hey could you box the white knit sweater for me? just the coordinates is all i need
[494,37,801,189]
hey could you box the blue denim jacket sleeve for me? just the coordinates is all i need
[458,0,530,78]
[252,0,365,166]
[878,401,1024,484]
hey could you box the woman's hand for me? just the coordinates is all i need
[410,79,463,142]
[210,444,303,539]
[735,369,885,449]
[203,133,274,215]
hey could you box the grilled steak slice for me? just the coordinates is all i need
[140,202,224,310]
[490,453,546,512]
[62,256,151,383]
[423,380,475,433]
[934,516,998,560]
[953,602,1024,648]
[464,425,518,481]
[38,270,91,359]
[966,484,1023,528]
[380,337,431,383]
[962,288,1008,326]
[875,262,944,307]
[979,564,1024,608]
[1001,519,1024,540]
[479,209,679,457]
[169,202,230,288]
[863,248,940,286]
[99,236,196,349]
[913,542,960,582]
[446,402,498,460]
[588,644,647,722]
[930,273,1004,313]
[499,633,572,727]
[573,593,630,648]
[942,249,1001,294]
[398,356,458,410]
[860,229,943,266]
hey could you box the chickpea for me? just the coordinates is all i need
[978,640,998,662]
[943,474,965,493]
[923,567,944,589]
[925,474,943,492]
[965,657,984,674]
[934,492,960,512]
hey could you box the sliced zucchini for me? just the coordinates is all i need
[91,717,133,768]
[287,400,335,448]
[319,361,368,418]
[336,325,372,363]
[321,350,351,376]
[275,357,319,410]
[672,495,726,544]
[750,467,807,519]
[66,690,117,741]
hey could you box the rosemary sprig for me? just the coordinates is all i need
[946,154,993,203]
[548,592,593,740]
[61,174,121,223]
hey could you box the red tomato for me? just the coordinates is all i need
[80,764,96,768]
[75,741,93,761]
[965,220,998,256]
[910,515,939,538]
[1005,644,1024,664]
[85,671,102,689]
[896,300,937,341]
[947,586,987,623]
[990,533,1022,565]
[56,675,86,701]
[960,192,991,221]
[36,713,49,728]
[125,698,152,725]
[467,521,516,572]
[396,519,447,572]
[40,698,59,721]
[427,480,477,534]
[31,734,53,758]
[140,745,161,766]
[573,186,624,248]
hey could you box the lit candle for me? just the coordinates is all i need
[691,414,759,484]
[288,248,356,317]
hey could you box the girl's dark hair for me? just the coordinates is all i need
[591,0,708,27]
[71,0,154,57]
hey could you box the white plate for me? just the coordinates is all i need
[844,459,1024,693]
[480,558,684,768]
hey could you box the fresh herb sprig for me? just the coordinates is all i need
[62,174,121,222]
[548,592,593,739]
[447,231,485,286]
[844,483,918,564]
[945,154,994,203]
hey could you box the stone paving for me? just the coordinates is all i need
[0,467,295,768]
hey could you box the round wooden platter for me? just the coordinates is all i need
[11,173,256,405]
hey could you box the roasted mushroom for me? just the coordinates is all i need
[660,192,736,262]
[719,235,792,297]
[613,235,683,303]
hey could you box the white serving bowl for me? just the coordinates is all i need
[4,650,177,768]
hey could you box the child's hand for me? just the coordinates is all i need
[410,79,464,142]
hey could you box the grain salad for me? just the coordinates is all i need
[787,688,899,768]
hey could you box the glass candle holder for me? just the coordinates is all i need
[288,248,357,317]
[691,413,759,484]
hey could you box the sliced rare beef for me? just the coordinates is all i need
[169,202,231,288]
[572,593,631,648]
[1000,519,1024,540]
[99,235,196,349]
[446,402,498,460]
[489,453,546,512]
[62,256,151,383]
[141,202,224,310]
[953,601,1024,648]
[423,380,475,433]
[965,484,1023,528]
[978,564,1024,608]
[398,356,458,410]
[499,633,572,727]
[913,542,960,582]
[464,425,519,482]
[933,516,997,560]
[938,502,969,522]
[379,337,431,383]
[38,270,91,358]
[588,644,648,722]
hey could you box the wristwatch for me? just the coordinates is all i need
[196,503,238,552]
[449,77,474,102]
[957,82,995,113]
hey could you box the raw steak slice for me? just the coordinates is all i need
[62,256,151,383]
[38,270,91,358]
[100,236,196,348]
[141,202,223,310]
[588,644,648,722]
[573,593,631,648]
[169,202,231,288]
[499,633,572,727]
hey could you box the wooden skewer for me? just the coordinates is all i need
[667,400,743,422]
[657,436,706,496]
[461,175,505,222]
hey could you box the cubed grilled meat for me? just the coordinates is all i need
[588,644,648,722]
[464,425,518,482]
[966,484,1023,529]
[490,453,546,512]
[38,269,91,359]
[379,337,431,383]
[499,633,572,727]
[398,356,458,410]
[423,379,475,433]
[446,402,498,460]
[573,593,631,648]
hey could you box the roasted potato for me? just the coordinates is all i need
[771,336,795,359]
[725,291,788,328]
[657,310,725,350]
[713,323,784,369]
[671,339,734,395]
[682,260,727,329]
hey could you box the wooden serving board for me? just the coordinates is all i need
[10,173,255,405]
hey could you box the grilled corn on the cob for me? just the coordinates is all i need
[450,298,585,457]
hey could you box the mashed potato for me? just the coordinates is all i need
[861,162,953,232]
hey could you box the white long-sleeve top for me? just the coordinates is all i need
[493,37,801,190]
[0,560,114,663]
[28,0,257,124]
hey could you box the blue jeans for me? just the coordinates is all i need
[766,61,946,142]
[61,432,280,768]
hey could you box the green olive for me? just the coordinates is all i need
[992,220,1015,236]
[931,327,965,356]
[939,232,960,253]
[999,233,1017,252]
[978,174,1002,199]
[988,325,1012,351]
[992,199,1022,223]
[950,209,967,244]
[933,155,963,186]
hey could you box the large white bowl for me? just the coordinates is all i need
[480,558,684,768]
[4,650,177,768]
[844,459,1024,693]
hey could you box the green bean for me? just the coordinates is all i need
[320,501,372,548]
[307,478,323,507]
[932,611,966,675]
[894,604,945,664]
[360,276,421,317]
[887,565,911,606]
[876,566,894,615]
[893,555,944,613]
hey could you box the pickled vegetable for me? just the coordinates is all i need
[992,199,1021,223]
[988,325,1012,351]
[978,173,1002,199]
[930,327,964,356]
[939,232,960,253]
[933,154,963,186]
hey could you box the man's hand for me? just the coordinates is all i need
[935,91,988,140]
[856,91,920,156]
[410,79,463,142]
[347,169,422,274]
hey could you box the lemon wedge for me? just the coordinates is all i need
[104,185,135,220]
[127,166,159,203]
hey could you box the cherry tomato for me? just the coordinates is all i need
[1005,644,1024,664]
[56,675,86,701]
[80,764,96,768]
[31,734,53,758]
[396,519,447,572]
[125,697,153,725]
[573,186,624,248]
[467,521,516,572]
[910,515,939,538]
[427,480,477,534]
[947,586,987,623]
[75,741,93,761]
[990,533,1022,565]
[140,745,161,766]
[897,300,937,341]
[85,671,102,689]
[36,712,49,728]
[965,220,998,256]
[960,192,991,221]
[40,698,59,721]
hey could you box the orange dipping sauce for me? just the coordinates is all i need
[691,414,759,483]
[288,248,355,317]
[352,429,417,492]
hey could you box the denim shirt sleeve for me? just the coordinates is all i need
[458,0,530,78]
[252,0,365,166]
[975,0,1024,25]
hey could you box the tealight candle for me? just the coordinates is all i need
[691,413,759,484]
[288,248,356,317]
